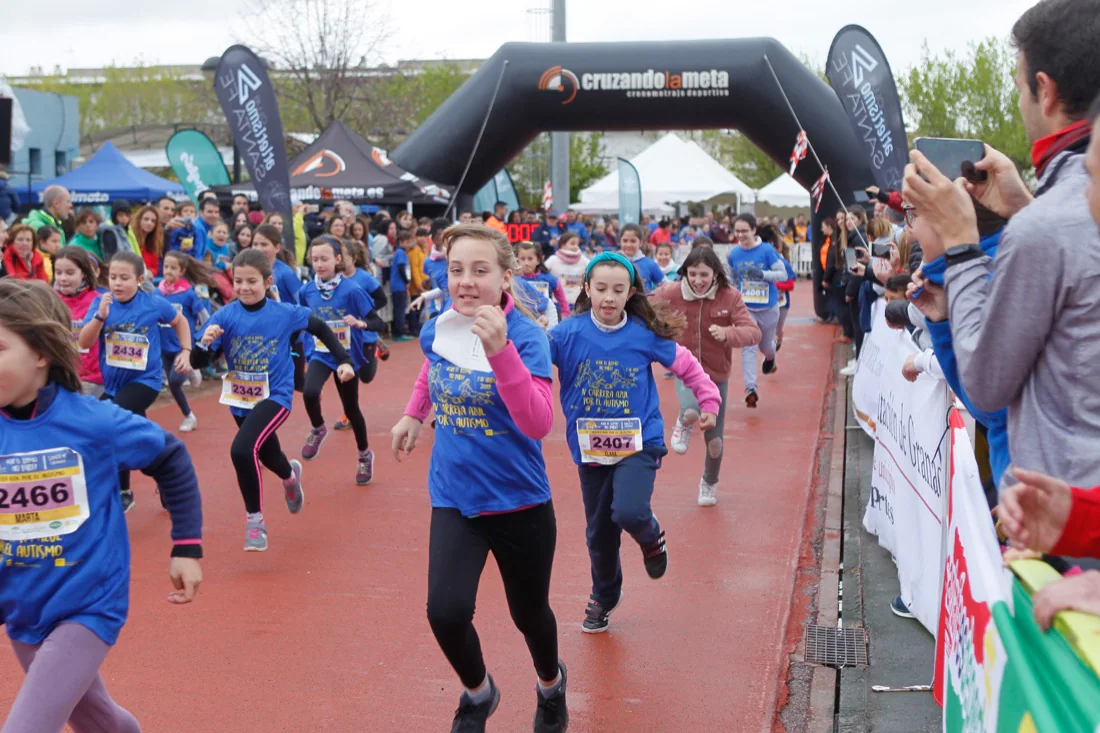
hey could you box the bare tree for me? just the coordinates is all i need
[238,0,392,132]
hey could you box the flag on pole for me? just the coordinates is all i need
[789,130,808,176]
[811,168,829,212]
[542,180,553,212]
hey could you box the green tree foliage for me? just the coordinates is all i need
[898,39,1030,171]
[569,133,609,204]
[508,133,609,209]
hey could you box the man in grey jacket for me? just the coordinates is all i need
[902,0,1100,490]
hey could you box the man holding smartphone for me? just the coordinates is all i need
[902,0,1100,492]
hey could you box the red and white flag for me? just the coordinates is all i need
[789,130,808,176]
[542,180,553,211]
[811,168,829,213]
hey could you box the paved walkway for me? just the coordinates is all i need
[1,296,836,732]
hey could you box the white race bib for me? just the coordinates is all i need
[104,331,150,371]
[432,310,492,373]
[530,280,551,299]
[219,371,270,410]
[0,448,90,541]
[741,280,769,306]
[313,320,351,353]
[577,417,643,465]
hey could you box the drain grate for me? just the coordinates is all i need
[803,625,868,667]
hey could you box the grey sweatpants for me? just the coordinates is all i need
[4,622,141,733]
[741,305,780,392]
[675,379,730,484]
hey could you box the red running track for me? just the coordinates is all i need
[1,295,835,733]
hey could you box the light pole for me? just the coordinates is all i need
[549,0,569,212]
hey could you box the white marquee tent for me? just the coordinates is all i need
[574,133,754,213]
[755,173,811,209]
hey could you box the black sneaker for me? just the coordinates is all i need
[376,342,390,361]
[582,592,622,634]
[762,358,777,375]
[121,490,135,514]
[642,531,668,579]
[745,389,759,408]
[451,676,500,733]
[534,661,569,733]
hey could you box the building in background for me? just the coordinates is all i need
[6,87,80,201]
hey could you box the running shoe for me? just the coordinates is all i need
[188,369,203,389]
[244,519,268,552]
[302,425,328,460]
[533,661,569,733]
[120,490,135,514]
[776,339,783,352]
[840,360,858,377]
[376,342,390,361]
[762,358,777,375]
[582,592,623,634]
[283,460,305,514]
[451,676,500,733]
[334,415,352,431]
[890,596,915,619]
[745,389,759,408]
[642,530,668,579]
[698,477,718,507]
[670,419,692,455]
[356,449,375,486]
[179,413,198,432]
[395,335,416,342]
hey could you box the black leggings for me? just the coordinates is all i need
[427,502,559,688]
[358,342,378,384]
[230,399,294,514]
[848,298,865,355]
[102,383,159,493]
[303,361,368,451]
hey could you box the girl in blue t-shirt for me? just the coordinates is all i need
[204,220,235,303]
[759,224,797,352]
[78,251,192,513]
[515,241,571,321]
[158,251,211,433]
[341,239,388,383]
[618,223,667,294]
[390,223,568,732]
[726,214,788,408]
[0,279,203,733]
[194,248,353,552]
[548,252,721,634]
[252,223,308,392]
[299,238,384,486]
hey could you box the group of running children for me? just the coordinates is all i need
[0,212,794,733]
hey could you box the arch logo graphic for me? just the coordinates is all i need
[538,66,579,105]
[292,149,346,178]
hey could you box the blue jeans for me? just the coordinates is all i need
[391,289,408,337]
[577,446,664,606]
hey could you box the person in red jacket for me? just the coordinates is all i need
[651,246,761,506]
[1000,467,1100,558]
[3,224,49,282]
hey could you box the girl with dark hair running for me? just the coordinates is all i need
[549,252,720,632]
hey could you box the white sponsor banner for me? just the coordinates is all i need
[851,300,887,437]
[860,305,950,636]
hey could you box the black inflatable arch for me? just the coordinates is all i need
[392,38,873,216]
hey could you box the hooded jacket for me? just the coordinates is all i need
[651,280,760,383]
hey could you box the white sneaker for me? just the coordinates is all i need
[698,478,718,506]
[839,359,858,377]
[179,413,198,432]
[188,369,203,389]
[670,419,692,454]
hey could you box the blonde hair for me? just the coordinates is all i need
[440,223,534,319]
[868,217,894,240]
[0,279,82,392]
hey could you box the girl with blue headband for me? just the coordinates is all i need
[548,251,721,633]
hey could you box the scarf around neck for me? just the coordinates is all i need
[315,272,343,300]
[554,248,582,266]
[429,246,446,261]
[158,278,191,296]
[681,278,718,302]
[1031,119,1091,178]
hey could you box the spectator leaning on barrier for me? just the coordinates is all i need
[903,0,1100,490]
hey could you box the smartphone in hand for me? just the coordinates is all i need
[914,137,988,183]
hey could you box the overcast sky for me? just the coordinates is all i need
[1,0,1035,77]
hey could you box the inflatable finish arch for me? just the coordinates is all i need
[391,39,874,215]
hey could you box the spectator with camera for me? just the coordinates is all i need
[903,0,1100,490]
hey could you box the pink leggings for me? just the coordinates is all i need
[4,622,140,733]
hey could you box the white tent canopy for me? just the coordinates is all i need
[574,133,754,213]
[756,173,811,209]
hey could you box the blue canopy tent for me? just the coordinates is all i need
[18,141,186,206]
